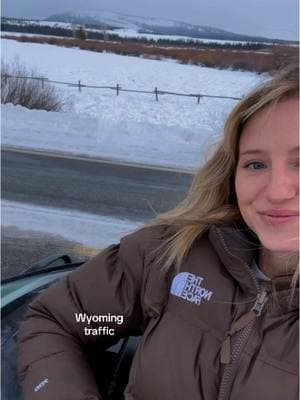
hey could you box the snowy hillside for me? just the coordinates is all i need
[44,9,278,42]
[1,19,258,46]
[3,15,290,45]
[46,10,227,32]
[79,9,180,29]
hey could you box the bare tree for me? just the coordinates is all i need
[1,60,64,112]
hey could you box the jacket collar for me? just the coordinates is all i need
[208,223,299,310]
[209,223,262,295]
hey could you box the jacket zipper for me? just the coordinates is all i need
[215,227,269,400]
[217,290,268,400]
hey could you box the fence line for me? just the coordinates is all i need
[2,74,242,103]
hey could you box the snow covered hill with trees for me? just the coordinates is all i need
[44,9,287,42]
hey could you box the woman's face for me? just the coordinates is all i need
[235,96,299,254]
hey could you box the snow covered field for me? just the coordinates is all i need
[2,39,265,170]
[2,200,141,249]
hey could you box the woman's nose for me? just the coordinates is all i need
[265,168,298,202]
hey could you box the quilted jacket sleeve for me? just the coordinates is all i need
[17,230,149,400]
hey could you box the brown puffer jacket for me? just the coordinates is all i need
[17,224,299,400]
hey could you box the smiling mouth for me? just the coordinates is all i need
[258,211,299,225]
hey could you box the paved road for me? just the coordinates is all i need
[2,148,193,221]
[2,148,194,277]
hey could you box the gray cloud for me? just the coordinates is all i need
[2,0,299,40]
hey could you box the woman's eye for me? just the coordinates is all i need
[244,161,266,170]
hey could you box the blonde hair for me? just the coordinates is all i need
[149,64,299,269]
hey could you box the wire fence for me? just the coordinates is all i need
[2,74,242,104]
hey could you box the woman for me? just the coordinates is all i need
[17,65,299,400]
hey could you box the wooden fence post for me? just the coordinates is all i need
[155,87,158,101]
[41,78,45,89]
[116,84,120,96]
[197,95,201,104]
[78,80,82,92]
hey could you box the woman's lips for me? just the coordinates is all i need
[258,210,299,225]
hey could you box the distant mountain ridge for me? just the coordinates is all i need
[45,9,289,43]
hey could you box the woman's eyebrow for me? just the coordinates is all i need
[239,149,265,156]
[240,146,299,156]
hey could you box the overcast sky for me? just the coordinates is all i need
[2,0,299,40]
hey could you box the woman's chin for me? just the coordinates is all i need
[259,235,299,255]
[261,240,299,253]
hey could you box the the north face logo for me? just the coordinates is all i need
[170,272,213,305]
